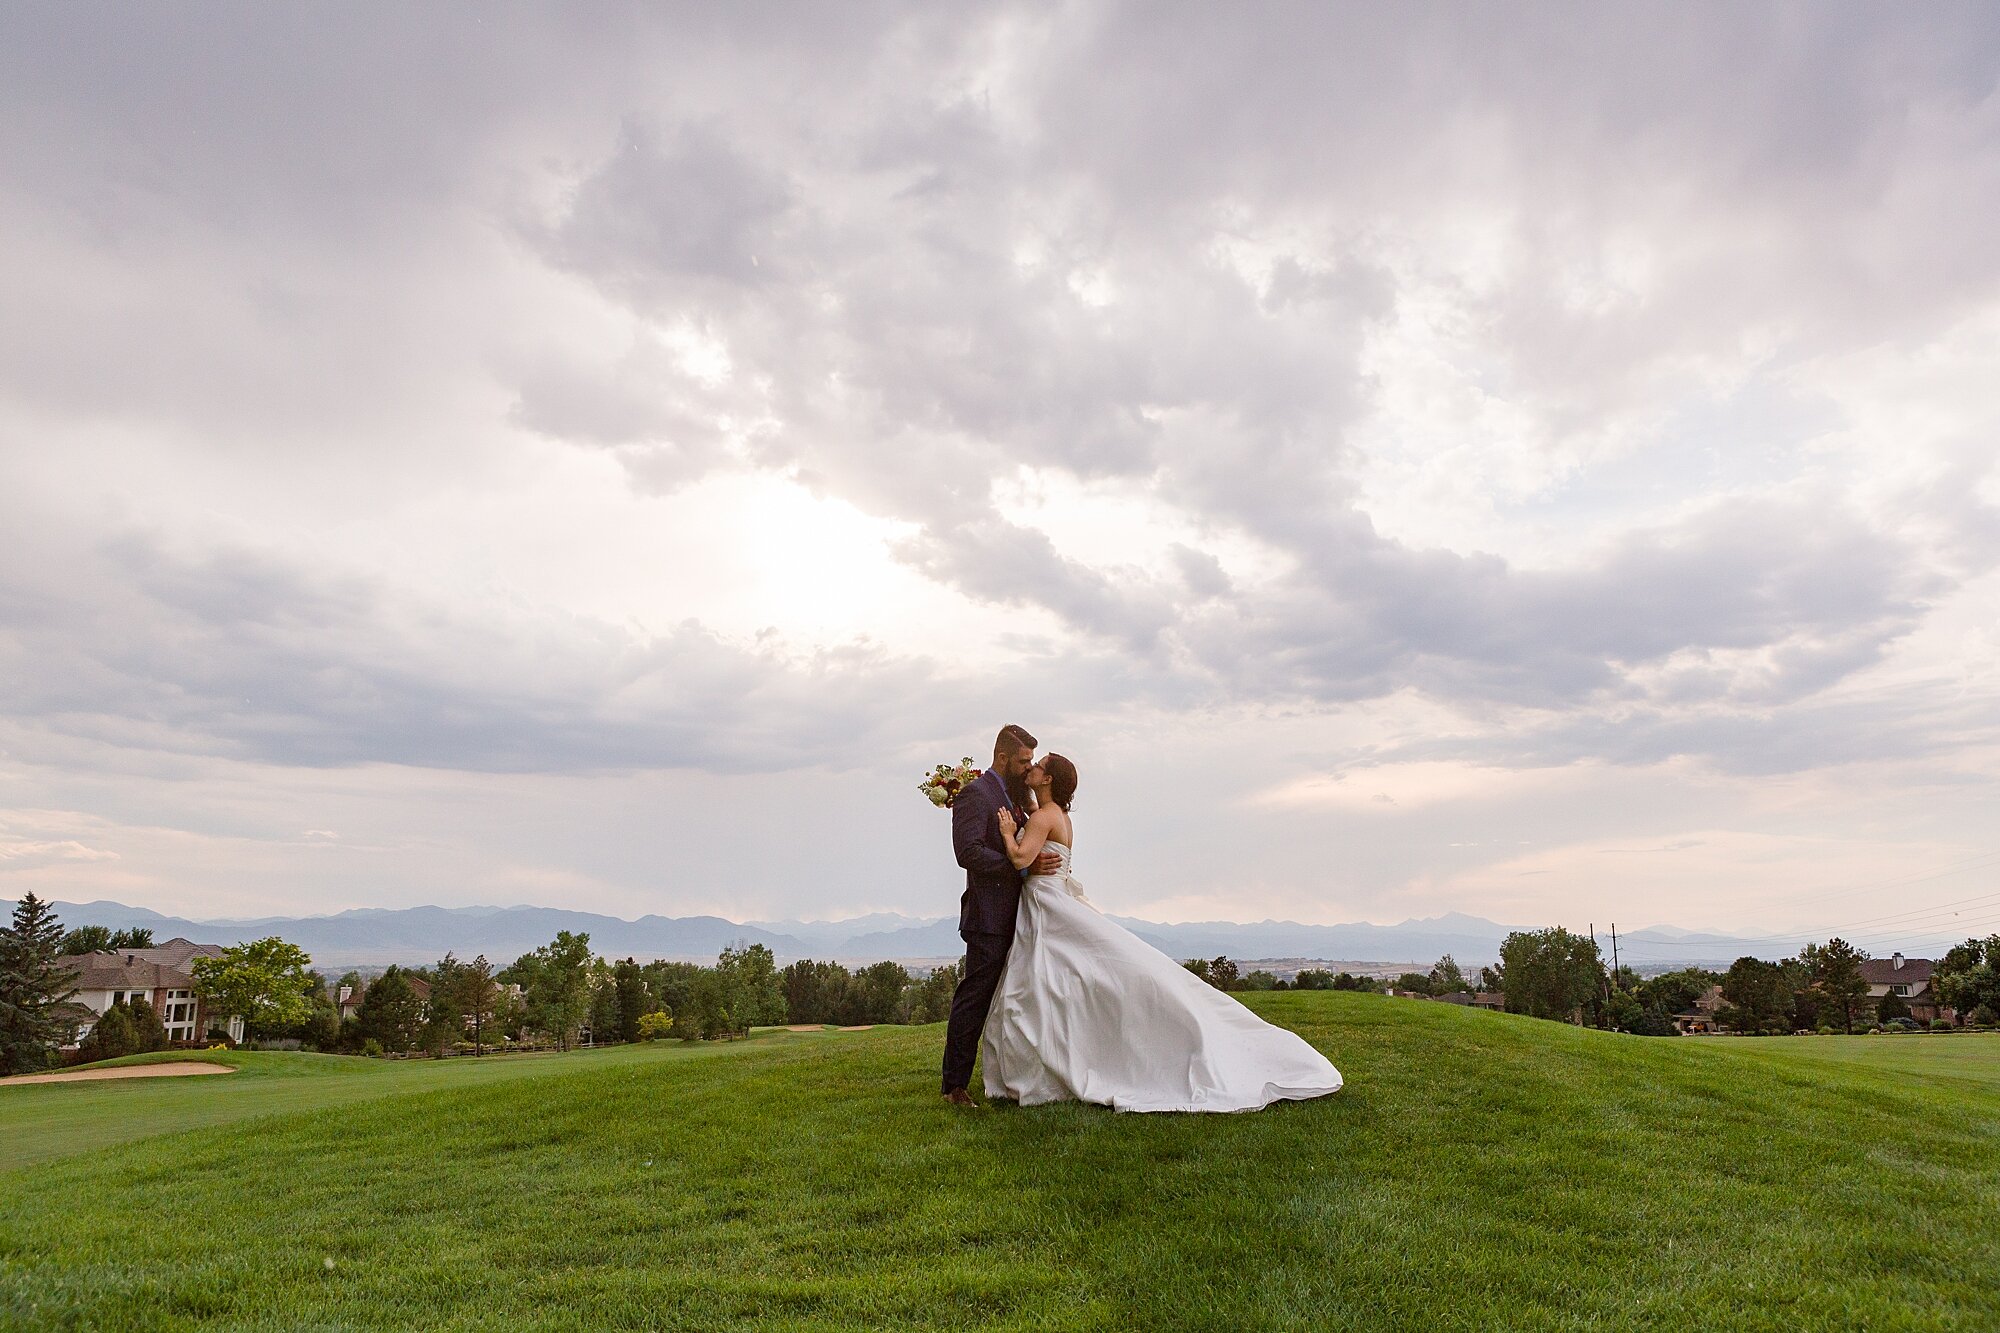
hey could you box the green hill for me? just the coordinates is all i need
[3,995,1996,1331]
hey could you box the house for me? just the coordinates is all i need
[1859,953,1953,1024]
[336,973,432,1022]
[1432,991,1506,1011]
[57,938,245,1046]
[1673,984,1725,1035]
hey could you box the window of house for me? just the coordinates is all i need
[1892,984,1909,996]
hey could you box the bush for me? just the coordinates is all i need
[1885,1017,1920,1032]
[636,1010,674,1041]
[1817,1024,1838,1036]
[361,1037,383,1058]
[77,1005,138,1063]
[1931,1019,1955,1032]
[1969,1003,1999,1028]
[125,999,169,1053]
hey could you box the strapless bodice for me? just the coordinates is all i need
[1030,841,1073,877]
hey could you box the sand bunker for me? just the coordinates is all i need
[2,1061,236,1086]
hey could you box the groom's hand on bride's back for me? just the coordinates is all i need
[1031,850,1061,874]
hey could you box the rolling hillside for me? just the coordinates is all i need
[3,997,1996,1330]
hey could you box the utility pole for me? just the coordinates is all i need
[1611,923,1620,979]
[1591,921,1609,1023]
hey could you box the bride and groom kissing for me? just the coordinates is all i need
[940,724,1343,1113]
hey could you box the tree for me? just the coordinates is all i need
[643,960,707,1023]
[1498,928,1604,1023]
[60,925,113,955]
[0,892,86,1074]
[1636,967,1719,1017]
[111,927,154,949]
[421,954,468,1056]
[1718,956,1789,1034]
[78,1003,137,1063]
[1394,972,1434,996]
[1799,938,1869,1034]
[355,965,424,1054]
[1626,1005,1679,1037]
[613,958,649,1044]
[1876,991,1911,1023]
[1240,970,1279,991]
[190,937,315,1037]
[585,958,618,1045]
[845,960,906,1026]
[297,1006,340,1051]
[458,955,498,1055]
[905,961,961,1024]
[1428,955,1470,995]
[126,997,169,1052]
[782,959,850,1025]
[1201,956,1239,991]
[517,931,593,1050]
[1293,969,1334,990]
[717,944,788,1027]
[1478,964,1505,992]
[636,1010,675,1040]
[1933,936,2000,1024]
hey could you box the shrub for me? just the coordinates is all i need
[125,999,169,1052]
[78,1005,137,1063]
[636,1010,674,1041]
[1969,1003,1999,1028]
[361,1037,383,1058]
[1817,1024,1838,1036]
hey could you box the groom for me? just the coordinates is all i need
[941,723,1061,1106]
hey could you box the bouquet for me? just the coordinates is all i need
[919,757,984,809]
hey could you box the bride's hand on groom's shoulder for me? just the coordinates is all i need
[995,807,1017,836]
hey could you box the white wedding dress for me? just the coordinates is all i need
[980,842,1343,1112]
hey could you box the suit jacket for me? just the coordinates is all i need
[952,767,1024,939]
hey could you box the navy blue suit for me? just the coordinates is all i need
[941,768,1024,1093]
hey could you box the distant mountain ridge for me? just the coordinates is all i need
[13,898,1963,971]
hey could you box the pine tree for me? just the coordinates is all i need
[0,893,85,1074]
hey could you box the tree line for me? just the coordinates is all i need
[0,894,987,1072]
[1182,927,2000,1037]
[318,935,975,1056]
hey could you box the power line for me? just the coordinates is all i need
[1745,847,2000,913]
[1608,888,2000,953]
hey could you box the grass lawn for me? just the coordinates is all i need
[3,995,1996,1331]
[0,1034,821,1172]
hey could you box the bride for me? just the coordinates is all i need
[981,754,1343,1113]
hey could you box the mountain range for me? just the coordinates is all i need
[13,898,1952,973]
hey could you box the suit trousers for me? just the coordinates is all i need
[940,930,1010,1093]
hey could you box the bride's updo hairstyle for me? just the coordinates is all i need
[1043,753,1078,811]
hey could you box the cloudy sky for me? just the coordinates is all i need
[4,3,1998,950]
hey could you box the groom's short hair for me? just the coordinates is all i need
[994,724,1037,757]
